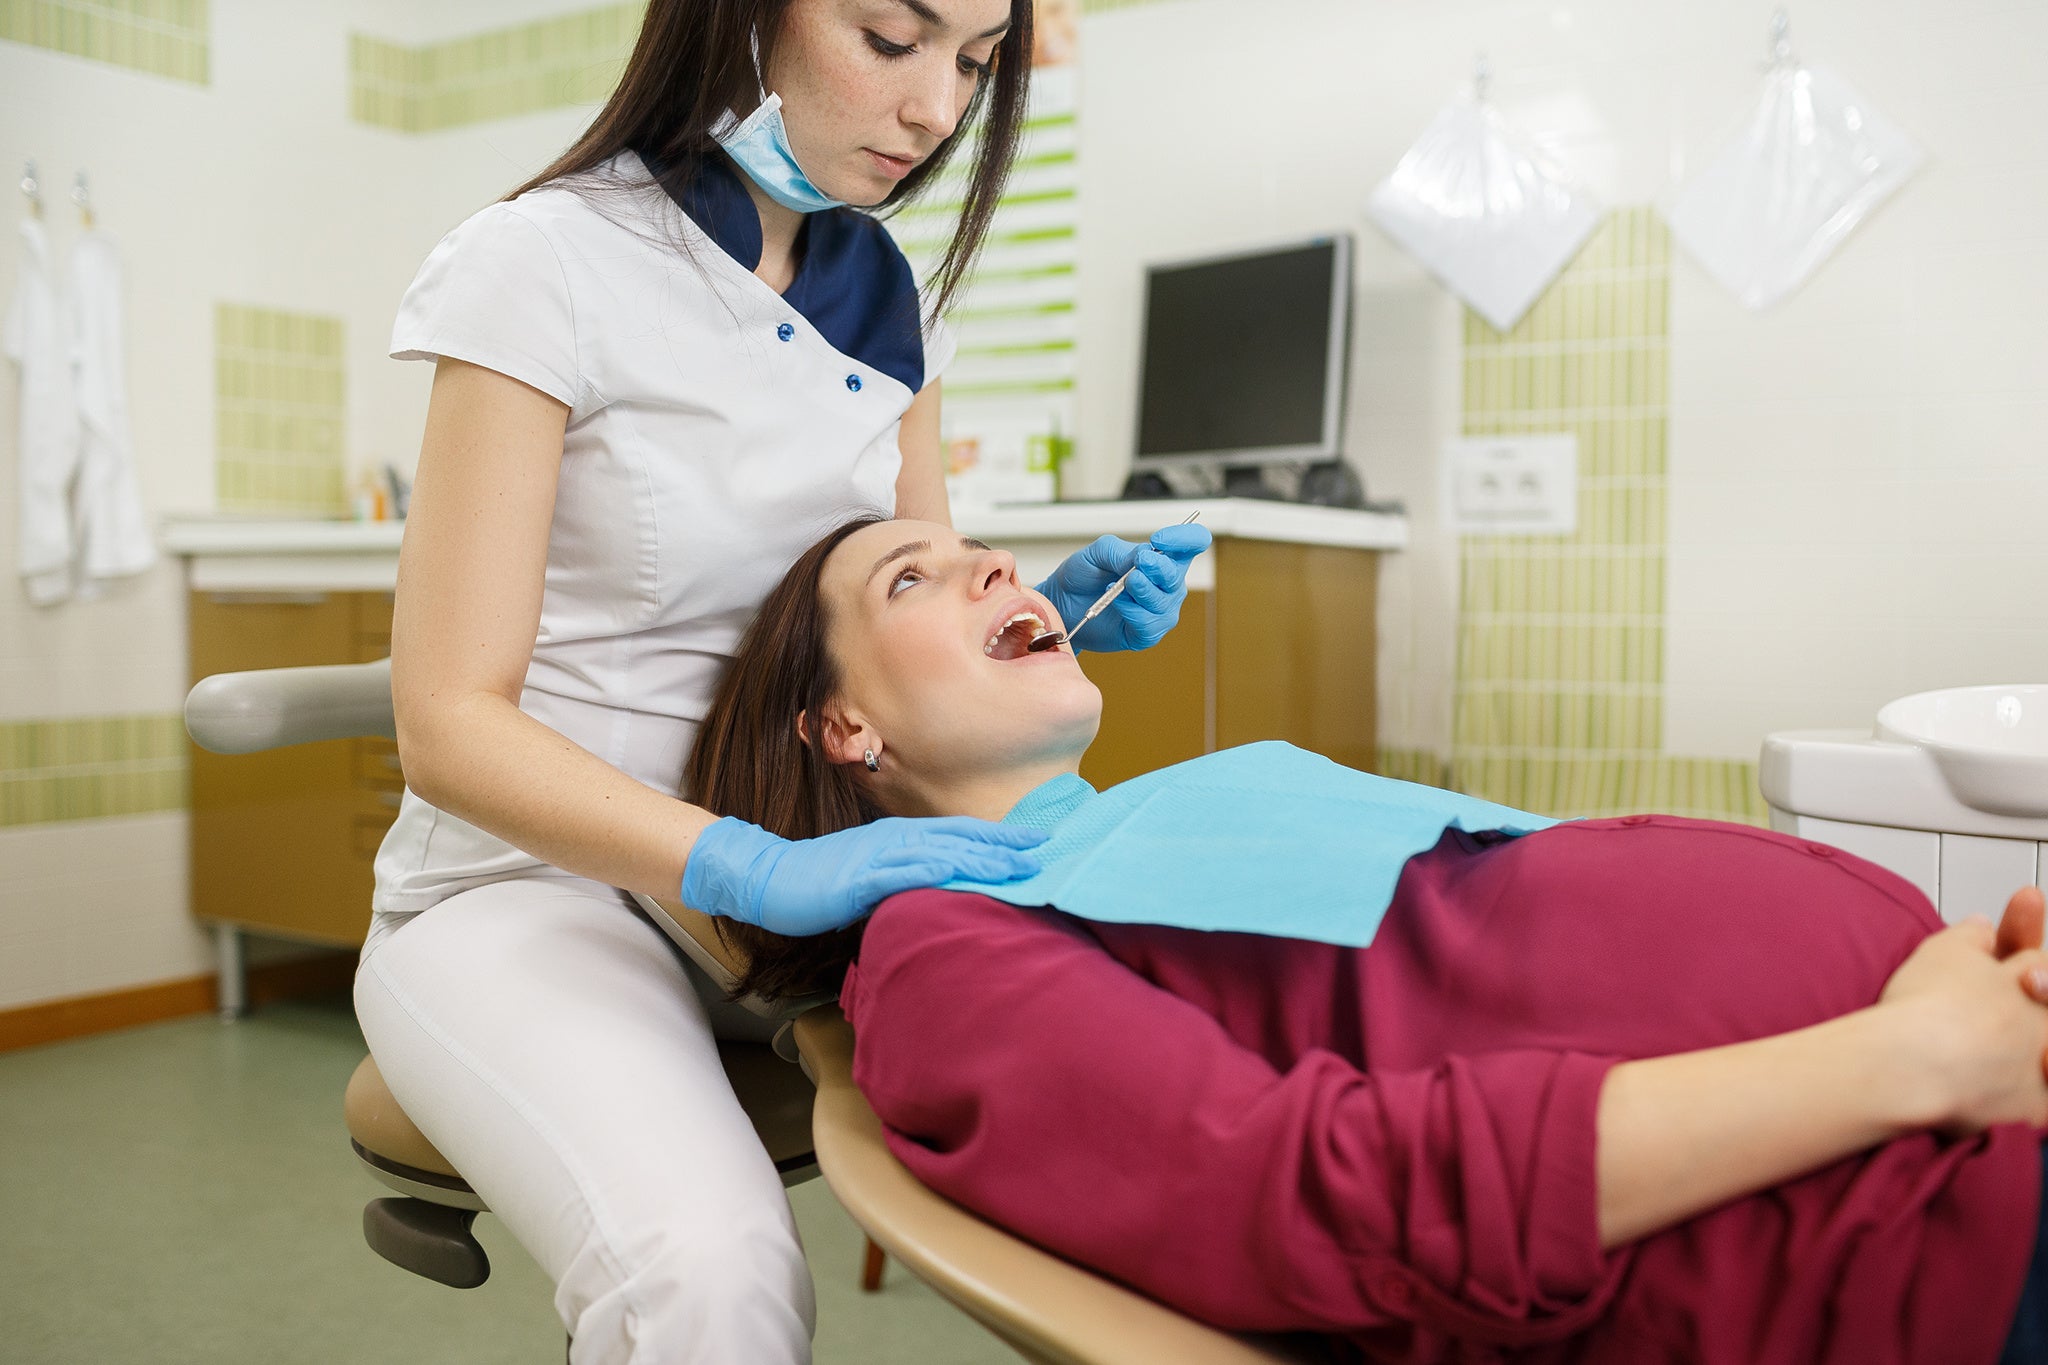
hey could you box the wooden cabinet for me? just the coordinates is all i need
[1077,539,1378,789]
[188,590,399,949]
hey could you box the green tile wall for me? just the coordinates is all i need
[349,4,643,134]
[0,0,208,84]
[215,304,346,517]
[0,715,188,827]
[1376,746,1450,790]
[1452,208,1765,825]
[893,105,1080,404]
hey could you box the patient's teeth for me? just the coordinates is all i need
[983,609,1051,661]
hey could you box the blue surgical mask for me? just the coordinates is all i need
[712,35,846,214]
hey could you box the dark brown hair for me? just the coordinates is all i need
[508,0,1033,323]
[686,514,887,1000]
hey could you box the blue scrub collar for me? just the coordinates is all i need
[1002,772,1096,831]
[642,148,776,272]
[637,147,928,395]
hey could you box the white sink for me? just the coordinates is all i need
[1876,684,2048,818]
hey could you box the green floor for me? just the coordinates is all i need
[0,994,1011,1365]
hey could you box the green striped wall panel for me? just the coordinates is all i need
[215,303,347,517]
[349,4,643,133]
[0,0,209,84]
[1451,208,1766,825]
[0,715,189,827]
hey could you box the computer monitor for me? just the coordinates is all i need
[1132,234,1352,471]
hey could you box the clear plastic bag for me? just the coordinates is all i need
[1663,57,1924,310]
[1366,96,1602,333]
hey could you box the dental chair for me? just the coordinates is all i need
[185,659,1325,1365]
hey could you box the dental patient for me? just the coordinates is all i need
[681,513,2048,1365]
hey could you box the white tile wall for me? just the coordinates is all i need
[0,813,203,1010]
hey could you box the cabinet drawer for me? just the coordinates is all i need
[352,592,395,662]
[357,787,405,818]
[354,815,396,859]
[353,738,405,789]
[190,588,391,948]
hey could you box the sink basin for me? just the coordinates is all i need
[1876,684,2048,818]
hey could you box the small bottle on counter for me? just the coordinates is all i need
[352,469,390,521]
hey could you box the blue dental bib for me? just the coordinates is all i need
[943,742,1559,947]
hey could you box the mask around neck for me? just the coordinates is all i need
[711,34,847,214]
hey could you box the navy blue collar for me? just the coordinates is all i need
[641,150,927,394]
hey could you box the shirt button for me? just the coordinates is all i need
[1621,814,1652,827]
[776,322,794,342]
[845,374,863,392]
[1805,842,1836,858]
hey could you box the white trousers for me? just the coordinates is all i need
[353,877,817,1364]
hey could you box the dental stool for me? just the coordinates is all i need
[344,1038,818,1288]
[184,659,824,1295]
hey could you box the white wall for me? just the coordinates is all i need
[0,0,597,1009]
[1070,0,2048,762]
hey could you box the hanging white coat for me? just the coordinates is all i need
[4,218,81,605]
[67,229,154,592]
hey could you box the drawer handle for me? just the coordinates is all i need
[376,791,403,810]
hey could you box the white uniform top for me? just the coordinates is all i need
[374,150,955,913]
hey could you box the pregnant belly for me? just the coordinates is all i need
[1365,814,1946,1066]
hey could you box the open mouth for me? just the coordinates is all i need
[984,611,1056,661]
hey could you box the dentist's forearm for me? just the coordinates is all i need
[1594,1005,1937,1248]
[396,687,717,901]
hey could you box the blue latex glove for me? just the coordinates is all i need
[1035,523,1213,653]
[682,815,1049,937]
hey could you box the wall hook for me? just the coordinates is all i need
[1765,8,1796,71]
[20,158,42,216]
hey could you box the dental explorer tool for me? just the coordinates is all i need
[1026,510,1202,653]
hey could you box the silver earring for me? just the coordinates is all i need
[863,747,880,773]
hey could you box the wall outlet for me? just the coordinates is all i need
[1440,435,1578,535]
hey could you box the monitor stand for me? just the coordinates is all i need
[1119,460,1374,510]
[1298,459,1366,508]
[1118,469,1176,500]
[1222,465,1287,501]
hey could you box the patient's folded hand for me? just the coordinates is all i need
[1997,884,2046,969]
[1880,914,2048,1135]
[1999,889,2048,1092]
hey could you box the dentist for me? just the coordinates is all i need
[351,1,1210,1361]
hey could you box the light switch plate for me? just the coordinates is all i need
[1440,435,1578,534]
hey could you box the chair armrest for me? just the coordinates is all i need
[792,1008,1328,1365]
[185,659,396,753]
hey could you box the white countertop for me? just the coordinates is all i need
[163,498,1405,593]
[962,498,1407,552]
[161,518,407,556]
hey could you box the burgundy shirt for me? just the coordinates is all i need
[841,815,2040,1364]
